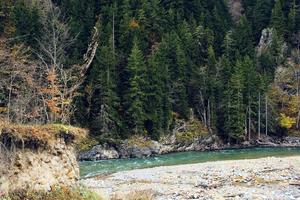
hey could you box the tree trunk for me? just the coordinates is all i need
[258,92,261,139]
[265,94,268,136]
[248,102,251,141]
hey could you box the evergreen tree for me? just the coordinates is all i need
[242,56,260,140]
[224,60,245,141]
[232,16,254,57]
[217,55,232,136]
[151,38,172,134]
[173,42,189,119]
[206,45,218,132]
[124,39,147,135]
[253,0,273,41]
[287,0,300,44]
[12,0,42,47]
[89,36,120,138]
[271,0,285,37]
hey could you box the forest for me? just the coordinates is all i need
[0,0,300,143]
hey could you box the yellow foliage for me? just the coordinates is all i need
[279,113,296,129]
[129,19,139,29]
[0,107,8,113]
[127,135,153,148]
[287,96,300,114]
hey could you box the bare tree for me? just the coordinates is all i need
[35,0,99,124]
[0,0,99,124]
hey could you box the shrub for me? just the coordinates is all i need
[175,119,209,144]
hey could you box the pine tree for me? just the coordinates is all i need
[151,38,172,134]
[271,0,285,37]
[217,55,232,136]
[124,39,147,135]
[12,0,42,47]
[224,60,246,141]
[242,56,259,140]
[253,0,273,41]
[206,45,218,132]
[174,42,189,119]
[89,36,120,138]
[232,16,254,57]
[287,0,298,44]
[222,31,235,61]
[144,55,165,139]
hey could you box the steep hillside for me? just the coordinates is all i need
[0,0,300,144]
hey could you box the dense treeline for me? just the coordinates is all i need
[1,0,300,142]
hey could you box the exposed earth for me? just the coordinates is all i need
[81,156,300,200]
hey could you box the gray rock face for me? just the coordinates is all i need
[79,144,119,161]
[257,28,273,56]
[118,141,161,159]
[283,137,300,146]
[78,134,300,161]
[79,135,221,161]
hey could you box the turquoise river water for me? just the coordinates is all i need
[80,147,300,178]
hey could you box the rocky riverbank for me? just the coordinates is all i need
[79,135,300,161]
[81,156,300,200]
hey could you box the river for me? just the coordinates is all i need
[80,147,300,178]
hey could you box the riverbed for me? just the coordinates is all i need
[80,147,300,178]
[81,156,300,200]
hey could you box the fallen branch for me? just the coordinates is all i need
[67,26,99,95]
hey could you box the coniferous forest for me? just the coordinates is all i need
[1,0,300,143]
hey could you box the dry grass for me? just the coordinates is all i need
[2,186,102,200]
[0,120,87,149]
[111,190,154,200]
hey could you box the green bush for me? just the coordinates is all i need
[175,119,209,144]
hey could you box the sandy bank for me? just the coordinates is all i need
[81,156,300,200]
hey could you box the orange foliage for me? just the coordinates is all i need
[45,99,60,114]
[46,68,57,84]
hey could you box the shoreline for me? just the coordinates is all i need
[81,156,300,200]
[79,135,300,161]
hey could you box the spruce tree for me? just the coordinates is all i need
[124,39,147,135]
[253,0,273,41]
[232,16,254,57]
[242,56,260,140]
[89,37,120,138]
[224,60,246,141]
[287,0,298,44]
[207,45,218,132]
[271,0,285,38]
[151,38,172,134]
[12,0,42,47]
[174,42,189,119]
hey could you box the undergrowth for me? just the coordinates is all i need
[1,186,101,200]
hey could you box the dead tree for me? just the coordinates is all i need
[35,0,99,124]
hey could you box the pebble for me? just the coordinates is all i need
[81,156,300,200]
